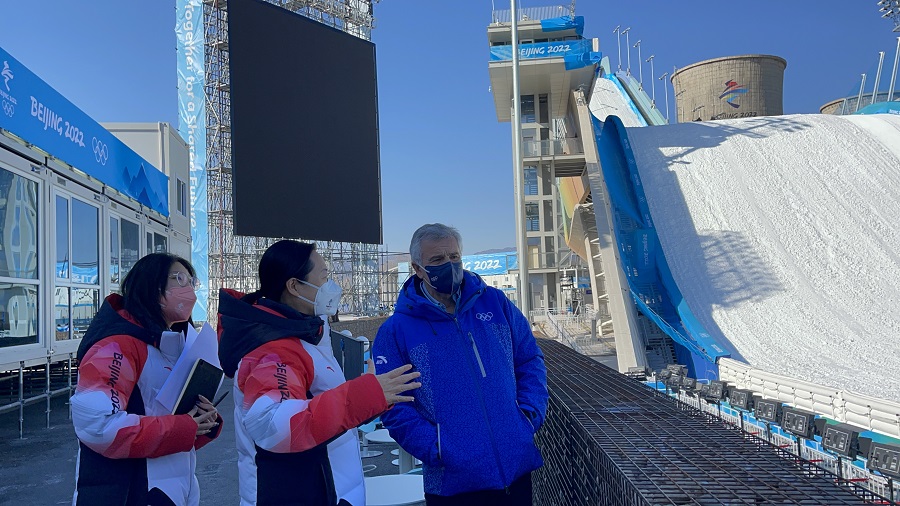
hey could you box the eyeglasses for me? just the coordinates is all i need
[169,272,201,290]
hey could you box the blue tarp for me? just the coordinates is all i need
[540,15,584,36]
[594,115,731,379]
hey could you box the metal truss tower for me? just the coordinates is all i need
[202,0,386,319]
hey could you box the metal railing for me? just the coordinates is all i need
[530,308,614,356]
[719,357,900,439]
[491,6,568,23]
[517,251,558,270]
[530,309,584,354]
[0,356,76,438]
[523,138,584,157]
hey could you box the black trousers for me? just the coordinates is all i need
[425,473,532,506]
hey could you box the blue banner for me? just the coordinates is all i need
[490,39,591,63]
[0,47,168,215]
[176,0,209,322]
[398,252,519,285]
[462,252,518,276]
[397,262,411,288]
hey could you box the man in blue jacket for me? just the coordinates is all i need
[373,223,548,505]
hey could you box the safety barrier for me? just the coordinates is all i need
[615,72,668,126]
[719,357,900,439]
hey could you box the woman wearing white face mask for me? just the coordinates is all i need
[71,253,221,505]
[217,240,421,506]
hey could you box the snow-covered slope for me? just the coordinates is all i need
[627,114,900,402]
[589,76,644,127]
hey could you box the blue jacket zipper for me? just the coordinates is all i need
[454,316,508,487]
[469,332,487,377]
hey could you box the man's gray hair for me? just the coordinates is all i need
[409,223,463,265]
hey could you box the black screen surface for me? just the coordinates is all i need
[227,0,381,243]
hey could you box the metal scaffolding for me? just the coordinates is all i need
[201,0,388,319]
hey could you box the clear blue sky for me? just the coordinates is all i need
[0,1,896,254]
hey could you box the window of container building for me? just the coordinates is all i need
[0,166,40,348]
[146,231,168,255]
[55,195,101,342]
[110,216,141,285]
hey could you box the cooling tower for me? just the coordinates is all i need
[671,55,787,122]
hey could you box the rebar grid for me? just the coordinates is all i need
[533,340,890,505]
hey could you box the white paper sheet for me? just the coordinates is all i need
[155,322,221,413]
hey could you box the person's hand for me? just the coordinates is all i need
[188,396,219,437]
[367,360,421,404]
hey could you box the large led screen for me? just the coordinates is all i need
[227,0,381,243]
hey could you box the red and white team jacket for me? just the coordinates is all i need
[71,295,220,505]
[217,289,388,506]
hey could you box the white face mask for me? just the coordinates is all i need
[297,279,343,316]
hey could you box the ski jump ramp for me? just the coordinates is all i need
[592,109,900,403]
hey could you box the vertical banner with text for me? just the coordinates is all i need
[176,0,209,321]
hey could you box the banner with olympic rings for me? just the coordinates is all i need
[0,45,169,215]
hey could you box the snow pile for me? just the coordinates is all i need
[628,114,900,402]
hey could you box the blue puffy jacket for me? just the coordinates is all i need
[373,271,548,496]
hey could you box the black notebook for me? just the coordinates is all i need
[172,358,224,415]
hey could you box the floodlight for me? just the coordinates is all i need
[814,420,864,458]
[699,384,710,398]
[625,366,649,381]
[780,407,817,439]
[706,380,725,401]
[681,377,697,390]
[753,397,782,423]
[656,369,671,381]
[866,441,900,478]
[665,374,683,392]
[727,388,754,411]
[666,364,687,376]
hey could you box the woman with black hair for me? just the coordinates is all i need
[218,240,421,506]
[72,253,221,505]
